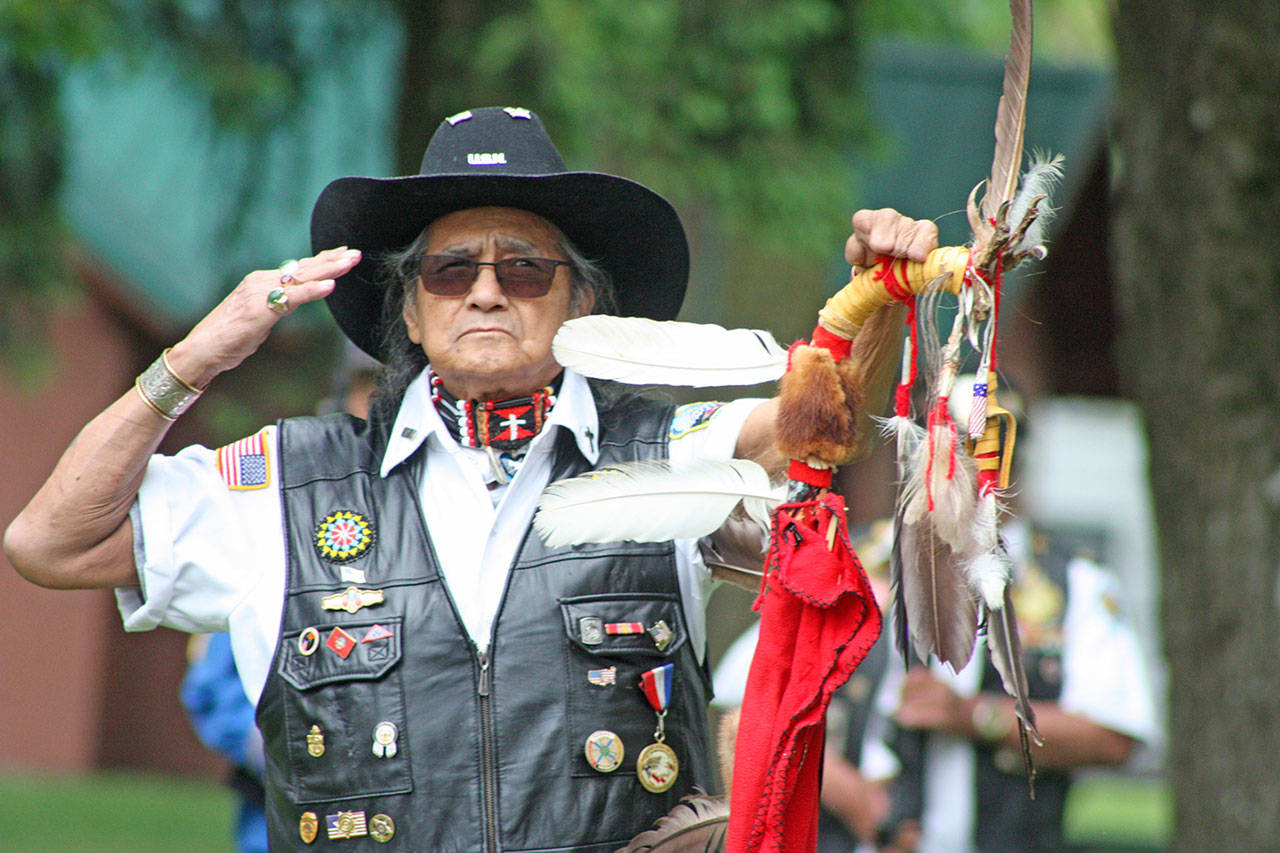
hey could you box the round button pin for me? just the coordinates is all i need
[298,626,320,656]
[584,729,624,773]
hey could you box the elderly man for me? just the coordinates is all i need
[6,107,935,850]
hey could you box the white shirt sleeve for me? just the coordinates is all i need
[116,427,286,703]
[666,398,768,663]
[1060,558,1159,744]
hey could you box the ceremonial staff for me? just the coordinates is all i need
[535,2,1059,847]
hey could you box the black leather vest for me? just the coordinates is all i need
[256,387,714,852]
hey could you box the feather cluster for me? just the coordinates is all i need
[884,0,1047,743]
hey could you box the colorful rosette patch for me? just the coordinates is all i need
[314,509,375,563]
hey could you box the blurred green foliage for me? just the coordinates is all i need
[1,0,1112,374]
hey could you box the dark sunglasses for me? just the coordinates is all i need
[418,254,571,298]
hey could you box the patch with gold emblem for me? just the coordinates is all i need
[314,509,375,563]
[321,586,386,615]
[326,810,368,840]
[584,730,624,773]
[369,813,396,843]
[299,811,319,844]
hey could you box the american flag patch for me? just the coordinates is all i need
[216,430,271,490]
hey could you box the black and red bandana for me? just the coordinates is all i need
[429,370,561,452]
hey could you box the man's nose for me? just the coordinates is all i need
[467,264,507,307]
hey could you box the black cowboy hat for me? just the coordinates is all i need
[311,106,689,360]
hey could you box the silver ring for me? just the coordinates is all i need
[279,259,301,285]
[266,287,290,315]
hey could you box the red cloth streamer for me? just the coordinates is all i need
[727,493,883,853]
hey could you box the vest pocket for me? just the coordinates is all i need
[277,616,413,803]
[558,593,692,779]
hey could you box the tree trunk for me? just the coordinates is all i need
[1110,2,1280,848]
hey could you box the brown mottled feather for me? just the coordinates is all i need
[985,584,1041,742]
[617,791,730,853]
[983,0,1033,225]
[896,511,978,671]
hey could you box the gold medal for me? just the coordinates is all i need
[636,741,679,793]
[637,664,678,792]
[299,811,319,844]
[583,729,624,773]
[369,814,396,843]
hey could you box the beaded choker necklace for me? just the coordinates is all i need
[429,370,560,452]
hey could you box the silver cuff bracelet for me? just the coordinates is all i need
[135,348,203,420]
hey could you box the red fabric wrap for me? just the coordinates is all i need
[786,460,833,489]
[809,324,852,360]
[727,493,883,853]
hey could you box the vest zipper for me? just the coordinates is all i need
[477,646,500,852]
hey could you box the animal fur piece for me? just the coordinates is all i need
[551,315,787,387]
[773,343,863,466]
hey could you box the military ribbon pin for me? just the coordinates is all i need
[637,663,679,793]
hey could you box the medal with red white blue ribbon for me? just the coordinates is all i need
[637,663,679,793]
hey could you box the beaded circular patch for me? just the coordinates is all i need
[314,509,375,563]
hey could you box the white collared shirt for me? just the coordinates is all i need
[119,368,763,705]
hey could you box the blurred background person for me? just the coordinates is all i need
[182,632,267,853]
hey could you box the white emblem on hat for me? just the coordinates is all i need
[467,152,507,166]
[446,110,474,125]
[503,107,532,120]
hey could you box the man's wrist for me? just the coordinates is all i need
[135,348,205,420]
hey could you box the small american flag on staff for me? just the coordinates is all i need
[217,430,271,490]
[968,379,989,440]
